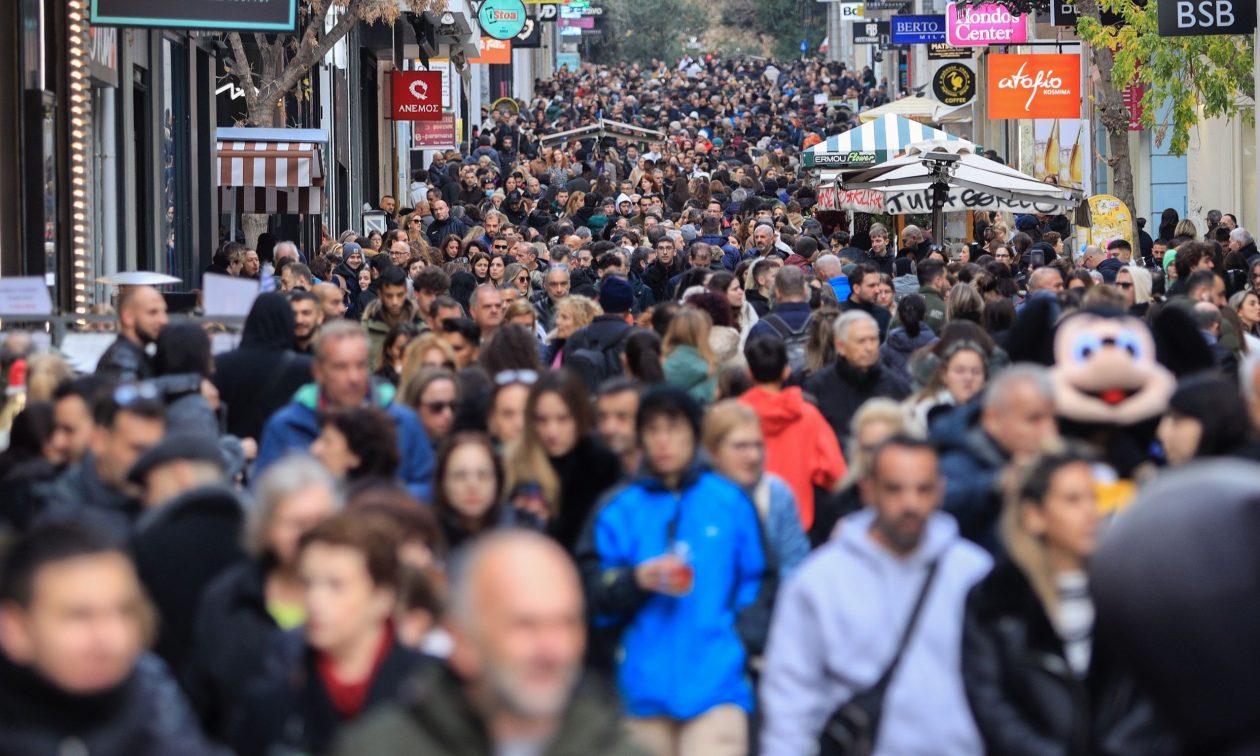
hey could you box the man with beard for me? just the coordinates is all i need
[760,437,992,756]
[96,285,168,381]
[361,266,422,371]
[333,531,642,756]
[290,290,324,354]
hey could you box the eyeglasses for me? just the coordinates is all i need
[495,369,539,386]
[493,244,509,250]
[421,400,457,414]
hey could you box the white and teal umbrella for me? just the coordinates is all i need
[803,113,968,169]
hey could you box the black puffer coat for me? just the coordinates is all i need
[962,560,1176,756]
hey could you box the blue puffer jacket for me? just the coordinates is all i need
[255,381,434,501]
[578,468,767,719]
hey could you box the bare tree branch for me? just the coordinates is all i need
[267,0,363,101]
[226,32,261,115]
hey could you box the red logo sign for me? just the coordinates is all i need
[1122,83,1145,131]
[392,71,443,121]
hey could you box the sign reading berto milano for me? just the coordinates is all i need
[90,0,296,30]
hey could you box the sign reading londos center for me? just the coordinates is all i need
[946,2,1028,45]
[478,0,528,40]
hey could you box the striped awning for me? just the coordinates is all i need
[215,128,327,215]
[803,114,965,169]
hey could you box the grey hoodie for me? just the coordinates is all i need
[760,508,992,756]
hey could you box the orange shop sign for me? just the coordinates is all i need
[471,37,512,64]
[987,54,1081,119]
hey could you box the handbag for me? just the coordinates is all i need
[819,559,941,756]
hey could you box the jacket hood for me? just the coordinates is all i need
[742,386,805,435]
[665,346,713,389]
[884,325,937,353]
[838,506,962,567]
[240,293,297,350]
[932,402,1007,467]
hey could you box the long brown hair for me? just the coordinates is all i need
[1001,451,1088,617]
[503,370,593,512]
[432,432,504,531]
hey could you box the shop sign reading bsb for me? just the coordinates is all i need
[987,54,1081,119]
[946,2,1028,45]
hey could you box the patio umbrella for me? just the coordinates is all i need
[841,139,1083,241]
[802,114,968,170]
[96,271,183,286]
[855,95,971,125]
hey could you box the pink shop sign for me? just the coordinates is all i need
[946,2,1028,46]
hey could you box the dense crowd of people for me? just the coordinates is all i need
[2,53,1260,755]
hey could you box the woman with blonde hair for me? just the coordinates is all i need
[547,295,602,367]
[399,334,457,390]
[809,398,916,545]
[662,307,718,404]
[504,262,532,298]
[504,298,546,345]
[701,401,809,578]
[563,191,585,218]
[962,451,1163,753]
[947,281,985,324]
[1174,218,1199,239]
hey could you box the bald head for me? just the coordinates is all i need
[118,285,168,345]
[312,282,347,320]
[447,531,585,720]
[1027,267,1064,294]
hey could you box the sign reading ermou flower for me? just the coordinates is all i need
[945,2,1028,46]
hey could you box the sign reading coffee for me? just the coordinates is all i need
[1157,0,1256,36]
[90,0,296,30]
[933,63,975,106]
[945,2,1028,45]
[988,53,1081,119]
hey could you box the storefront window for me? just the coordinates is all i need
[160,37,191,283]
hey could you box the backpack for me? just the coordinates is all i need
[566,328,629,392]
[762,313,811,374]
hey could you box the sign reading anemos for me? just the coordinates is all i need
[945,2,1028,45]
[818,184,1070,214]
[392,71,444,121]
[987,54,1081,119]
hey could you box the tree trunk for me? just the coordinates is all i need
[243,96,281,251]
[1094,46,1141,244]
[1076,0,1140,244]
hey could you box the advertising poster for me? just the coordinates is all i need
[1033,119,1089,193]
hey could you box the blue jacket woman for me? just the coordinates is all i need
[577,466,766,719]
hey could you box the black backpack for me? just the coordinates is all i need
[762,313,811,374]
[567,328,629,392]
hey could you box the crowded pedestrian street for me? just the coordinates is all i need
[0,0,1258,753]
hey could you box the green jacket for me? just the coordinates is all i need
[331,662,646,756]
[918,285,948,333]
[663,345,718,405]
[362,297,423,371]
[889,285,946,334]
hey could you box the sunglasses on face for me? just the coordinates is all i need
[422,400,457,414]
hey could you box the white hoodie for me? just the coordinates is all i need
[760,508,992,756]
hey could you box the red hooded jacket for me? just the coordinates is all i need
[740,385,847,530]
